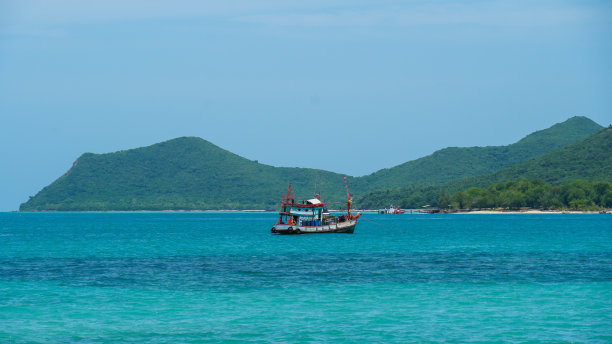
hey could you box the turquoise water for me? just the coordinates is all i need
[1,213,610,343]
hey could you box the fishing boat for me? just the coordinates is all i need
[271,178,360,235]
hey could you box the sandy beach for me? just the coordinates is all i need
[452,210,605,214]
[358,209,609,214]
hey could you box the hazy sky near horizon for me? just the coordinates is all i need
[1,0,611,211]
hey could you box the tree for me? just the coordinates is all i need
[452,191,466,209]
[438,189,451,210]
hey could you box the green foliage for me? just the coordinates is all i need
[438,189,452,210]
[19,118,607,211]
[352,116,602,191]
[449,179,612,210]
[355,129,612,209]
[357,179,612,211]
[20,137,353,211]
[452,128,612,188]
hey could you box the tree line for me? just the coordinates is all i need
[440,179,612,211]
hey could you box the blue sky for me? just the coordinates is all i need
[1,0,611,211]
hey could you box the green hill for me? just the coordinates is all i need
[352,116,602,191]
[19,137,351,211]
[452,127,612,189]
[356,128,612,209]
[20,117,604,211]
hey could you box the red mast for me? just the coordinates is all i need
[344,177,352,218]
[278,182,293,224]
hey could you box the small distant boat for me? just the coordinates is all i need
[271,179,360,235]
[378,205,405,214]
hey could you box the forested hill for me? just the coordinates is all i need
[450,127,612,190]
[356,128,612,209]
[19,137,351,211]
[20,116,604,211]
[351,116,602,191]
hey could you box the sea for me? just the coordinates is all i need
[1,212,610,343]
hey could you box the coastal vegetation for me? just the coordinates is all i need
[356,179,612,211]
[19,117,609,211]
[447,179,612,211]
[19,137,352,211]
[356,128,612,210]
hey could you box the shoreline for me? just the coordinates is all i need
[11,209,272,213]
[446,209,607,214]
[10,209,609,214]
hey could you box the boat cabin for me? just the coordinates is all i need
[279,197,336,227]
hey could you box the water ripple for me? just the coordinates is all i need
[2,252,610,290]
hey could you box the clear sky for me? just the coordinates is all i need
[1,0,611,211]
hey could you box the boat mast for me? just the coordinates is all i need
[288,182,294,224]
[344,177,352,218]
[278,182,294,224]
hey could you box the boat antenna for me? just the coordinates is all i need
[314,171,320,198]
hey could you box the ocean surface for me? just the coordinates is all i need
[1,212,610,343]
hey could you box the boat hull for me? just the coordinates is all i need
[271,220,357,235]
